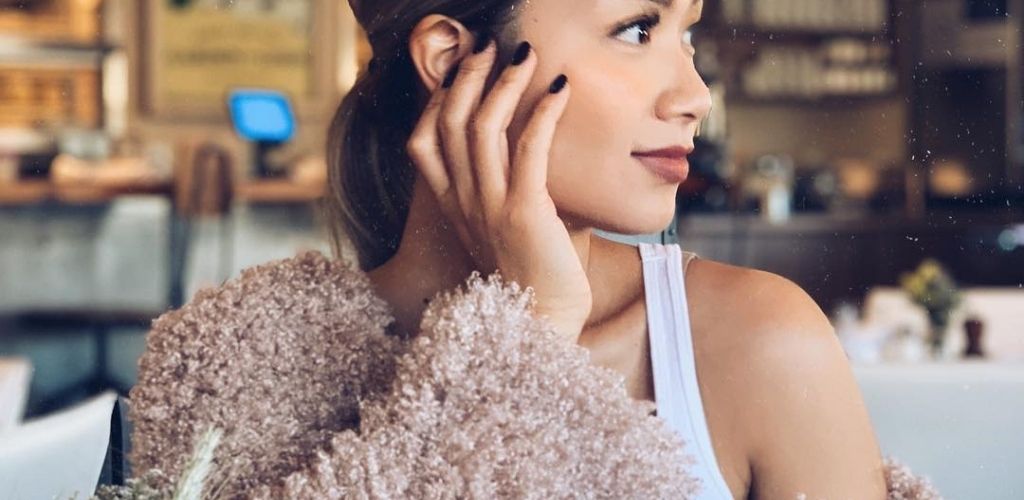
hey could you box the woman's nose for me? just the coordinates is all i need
[655,62,712,128]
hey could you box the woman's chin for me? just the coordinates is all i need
[558,191,678,235]
[593,208,678,236]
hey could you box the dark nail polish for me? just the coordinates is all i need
[442,62,461,88]
[549,74,568,94]
[511,41,531,65]
[472,35,491,54]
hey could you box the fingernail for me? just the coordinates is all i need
[442,62,461,88]
[549,74,568,94]
[511,41,531,66]
[472,35,491,54]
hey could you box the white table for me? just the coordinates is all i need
[853,361,1024,500]
[863,287,1024,362]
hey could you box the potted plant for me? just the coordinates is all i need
[899,258,962,359]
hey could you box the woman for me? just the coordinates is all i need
[128,0,931,498]
[333,0,886,498]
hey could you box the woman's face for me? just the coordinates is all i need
[509,0,710,234]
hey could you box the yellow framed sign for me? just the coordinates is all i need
[141,0,334,120]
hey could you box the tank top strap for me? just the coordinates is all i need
[637,242,733,499]
[682,250,700,274]
[640,244,700,272]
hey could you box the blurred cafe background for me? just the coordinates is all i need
[0,0,1022,498]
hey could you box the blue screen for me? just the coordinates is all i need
[228,89,296,142]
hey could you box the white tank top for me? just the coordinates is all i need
[638,242,733,500]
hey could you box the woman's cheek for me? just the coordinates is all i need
[564,61,645,152]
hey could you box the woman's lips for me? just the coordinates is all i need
[633,154,690,183]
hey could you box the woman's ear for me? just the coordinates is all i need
[408,14,475,91]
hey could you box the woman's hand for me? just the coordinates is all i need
[405,38,592,343]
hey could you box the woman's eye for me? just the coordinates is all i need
[614,19,656,45]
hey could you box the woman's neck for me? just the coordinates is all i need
[366,179,607,337]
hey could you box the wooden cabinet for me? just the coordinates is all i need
[0,66,100,129]
[0,0,108,148]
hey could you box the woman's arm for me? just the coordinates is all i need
[128,252,404,496]
[262,269,703,498]
[738,273,888,499]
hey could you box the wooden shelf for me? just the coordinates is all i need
[710,26,892,44]
[54,180,173,204]
[702,13,900,109]
[728,92,900,106]
[0,179,172,206]
[0,179,323,206]
[234,179,325,204]
[0,34,118,53]
[0,179,50,205]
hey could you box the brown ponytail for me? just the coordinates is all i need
[323,1,523,271]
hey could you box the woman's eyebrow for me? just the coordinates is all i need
[637,0,700,9]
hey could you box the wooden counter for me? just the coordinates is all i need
[0,179,173,206]
[234,179,324,204]
[677,210,1024,313]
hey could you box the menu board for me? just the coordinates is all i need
[145,0,319,118]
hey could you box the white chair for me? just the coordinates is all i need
[0,357,31,433]
[854,362,1024,500]
[0,391,117,500]
[863,287,1024,361]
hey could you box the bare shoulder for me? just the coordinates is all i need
[685,254,853,417]
[685,256,831,336]
[683,256,840,383]
[686,257,885,498]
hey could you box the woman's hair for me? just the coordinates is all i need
[324,0,523,271]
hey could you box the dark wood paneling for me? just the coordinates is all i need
[678,212,1024,314]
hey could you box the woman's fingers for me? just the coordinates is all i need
[406,82,451,199]
[472,41,537,212]
[406,68,476,257]
[509,74,571,201]
[408,38,570,276]
[437,40,498,217]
